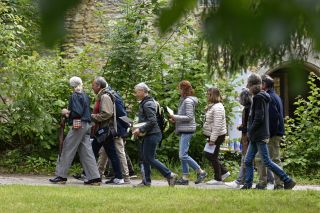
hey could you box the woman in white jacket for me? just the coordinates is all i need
[203,87,230,185]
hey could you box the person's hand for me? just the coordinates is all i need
[208,140,215,146]
[61,108,70,117]
[169,117,175,123]
[132,128,141,137]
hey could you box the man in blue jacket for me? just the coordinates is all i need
[241,73,295,190]
[256,75,285,190]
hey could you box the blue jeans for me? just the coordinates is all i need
[142,132,171,184]
[179,133,200,175]
[244,139,291,187]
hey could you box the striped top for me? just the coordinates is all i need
[203,102,227,142]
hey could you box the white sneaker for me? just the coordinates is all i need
[113,178,124,185]
[221,172,231,181]
[225,180,241,188]
[206,179,225,185]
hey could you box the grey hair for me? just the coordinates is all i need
[94,76,108,88]
[134,82,151,93]
[239,88,252,106]
[69,76,83,88]
[247,73,262,87]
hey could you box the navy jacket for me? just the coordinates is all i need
[68,91,91,125]
[248,91,270,142]
[267,89,285,137]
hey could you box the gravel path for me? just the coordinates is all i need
[1,174,320,190]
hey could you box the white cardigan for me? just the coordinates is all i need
[202,102,227,142]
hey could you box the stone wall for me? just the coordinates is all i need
[61,0,124,58]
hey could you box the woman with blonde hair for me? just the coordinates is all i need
[203,87,230,185]
[169,80,207,185]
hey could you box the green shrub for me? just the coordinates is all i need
[282,72,320,177]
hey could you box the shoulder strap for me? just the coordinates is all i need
[103,90,118,133]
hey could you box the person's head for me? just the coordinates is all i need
[207,87,222,103]
[178,80,194,97]
[239,88,252,106]
[69,76,83,92]
[92,76,108,94]
[134,82,150,100]
[247,73,262,95]
[261,74,274,90]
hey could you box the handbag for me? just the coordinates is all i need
[95,127,110,143]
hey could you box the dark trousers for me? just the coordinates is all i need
[142,132,171,184]
[92,134,123,179]
[204,134,228,181]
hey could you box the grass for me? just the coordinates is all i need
[0,185,319,212]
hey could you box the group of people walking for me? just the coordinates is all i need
[49,73,296,190]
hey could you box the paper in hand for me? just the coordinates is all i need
[166,106,174,116]
[204,143,216,154]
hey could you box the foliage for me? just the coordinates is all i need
[282,72,320,177]
[0,0,40,65]
[159,0,318,74]
[101,1,239,164]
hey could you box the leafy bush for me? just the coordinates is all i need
[282,72,320,177]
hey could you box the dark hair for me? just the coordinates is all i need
[247,73,262,87]
[239,88,252,106]
[207,87,222,103]
[179,80,194,96]
[261,74,274,89]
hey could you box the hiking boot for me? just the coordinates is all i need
[284,180,296,190]
[167,173,178,186]
[255,183,267,190]
[49,176,67,184]
[194,172,207,184]
[274,184,284,190]
[133,182,151,188]
[84,178,101,186]
[175,178,189,185]
[240,184,252,190]
[221,172,231,181]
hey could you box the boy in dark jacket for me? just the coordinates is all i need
[241,73,295,190]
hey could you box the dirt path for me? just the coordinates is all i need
[1,174,320,190]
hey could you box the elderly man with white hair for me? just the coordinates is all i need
[49,76,101,185]
[133,82,177,187]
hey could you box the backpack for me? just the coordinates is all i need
[105,89,130,137]
[154,100,166,134]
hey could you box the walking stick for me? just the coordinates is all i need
[58,115,66,161]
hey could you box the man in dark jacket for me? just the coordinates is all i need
[256,75,285,189]
[132,82,177,187]
[241,73,295,190]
